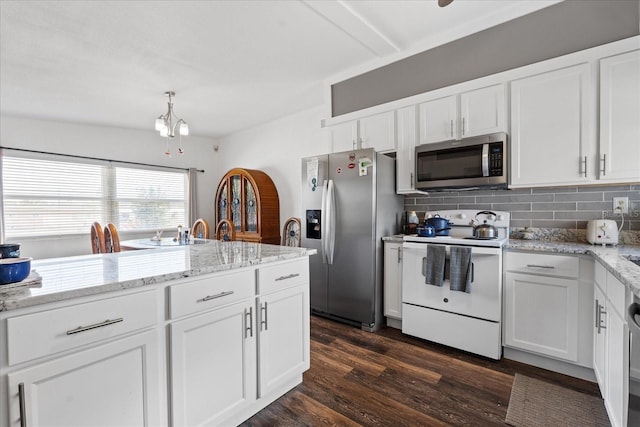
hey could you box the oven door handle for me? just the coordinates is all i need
[628,302,640,336]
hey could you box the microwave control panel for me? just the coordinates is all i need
[489,143,503,176]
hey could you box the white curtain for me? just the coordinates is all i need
[188,168,198,227]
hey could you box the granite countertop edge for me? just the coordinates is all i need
[0,243,318,313]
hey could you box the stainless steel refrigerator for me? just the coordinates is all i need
[301,148,402,331]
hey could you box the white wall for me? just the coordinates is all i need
[1,115,219,259]
[214,106,331,232]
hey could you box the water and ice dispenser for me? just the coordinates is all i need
[306,210,321,239]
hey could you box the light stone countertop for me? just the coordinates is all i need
[0,241,317,312]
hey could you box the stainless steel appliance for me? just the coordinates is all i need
[301,148,402,331]
[628,295,640,426]
[402,209,510,359]
[415,132,508,191]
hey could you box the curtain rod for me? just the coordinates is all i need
[0,146,204,173]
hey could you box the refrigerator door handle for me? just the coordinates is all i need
[326,179,336,264]
[320,179,328,263]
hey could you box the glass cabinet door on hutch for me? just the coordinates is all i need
[215,168,280,244]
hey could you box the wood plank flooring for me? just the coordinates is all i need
[241,315,603,426]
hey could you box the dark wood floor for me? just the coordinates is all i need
[241,315,602,426]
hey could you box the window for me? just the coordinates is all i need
[1,154,188,239]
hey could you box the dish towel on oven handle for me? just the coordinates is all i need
[423,244,446,287]
[449,246,472,293]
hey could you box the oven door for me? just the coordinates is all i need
[401,242,502,321]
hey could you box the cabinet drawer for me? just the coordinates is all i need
[168,269,254,319]
[257,258,309,295]
[7,290,157,366]
[505,252,579,278]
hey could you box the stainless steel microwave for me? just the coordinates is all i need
[415,132,508,191]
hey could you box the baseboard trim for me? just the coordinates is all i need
[503,347,596,382]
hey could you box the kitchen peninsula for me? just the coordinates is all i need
[0,241,316,427]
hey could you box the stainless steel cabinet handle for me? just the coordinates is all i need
[597,303,607,334]
[18,383,26,427]
[66,318,123,335]
[462,117,466,136]
[410,172,414,187]
[600,154,606,176]
[199,290,234,302]
[275,273,300,281]
[526,264,555,269]
[260,302,268,331]
[397,247,402,263]
[595,299,600,329]
[450,120,454,138]
[245,307,253,338]
[582,156,587,178]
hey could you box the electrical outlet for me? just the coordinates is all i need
[613,197,629,214]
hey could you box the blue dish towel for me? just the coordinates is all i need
[449,246,472,293]
[423,244,446,287]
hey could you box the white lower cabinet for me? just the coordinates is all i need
[593,261,630,427]
[1,257,311,427]
[170,301,257,427]
[7,329,162,427]
[383,241,402,322]
[2,290,164,427]
[257,283,309,397]
[503,251,592,366]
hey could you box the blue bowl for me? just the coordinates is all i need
[0,257,32,285]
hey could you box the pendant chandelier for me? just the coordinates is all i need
[155,91,189,156]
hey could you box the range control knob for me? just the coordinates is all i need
[458,213,467,219]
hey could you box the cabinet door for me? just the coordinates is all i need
[599,49,640,182]
[510,63,593,187]
[330,121,358,153]
[8,330,163,427]
[593,284,607,392]
[504,272,579,361]
[359,111,396,152]
[170,302,256,427]
[459,84,506,138]
[606,307,629,427]
[396,106,417,193]
[383,242,402,319]
[419,95,457,144]
[257,284,309,398]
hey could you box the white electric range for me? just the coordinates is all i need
[401,209,510,360]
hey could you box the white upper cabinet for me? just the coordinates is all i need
[598,49,640,183]
[359,111,396,152]
[396,105,418,193]
[418,84,506,144]
[419,95,457,143]
[329,111,396,153]
[459,84,506,138]
[330,120,358,153]
[510,63,593,187]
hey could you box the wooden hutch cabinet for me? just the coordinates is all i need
[215,168,280,244]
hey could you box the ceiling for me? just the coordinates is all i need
[0,0,561,139]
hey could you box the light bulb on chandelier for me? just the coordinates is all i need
[155,91,189,156]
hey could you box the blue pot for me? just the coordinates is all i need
[0,257,31,285]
